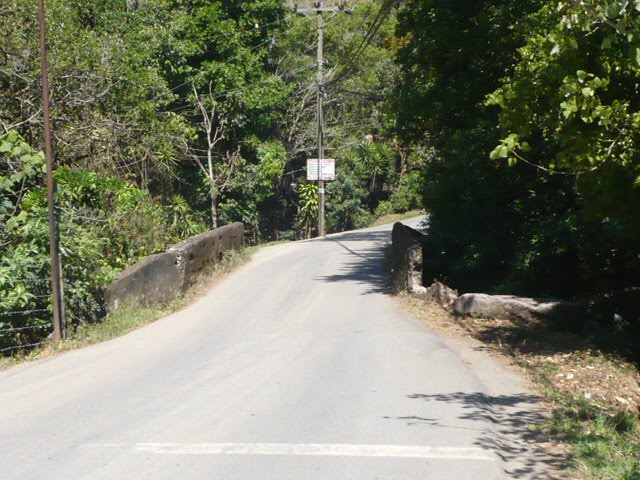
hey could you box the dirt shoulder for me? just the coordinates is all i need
[397,295,640,480]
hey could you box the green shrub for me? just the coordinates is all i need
[0,132,206,353]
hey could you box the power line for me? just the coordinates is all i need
[168,21,300,96]
[160,63,316,115]
[215,14,295,38]
[206,22,301,75]
[160,24,310,113]
[328,0,397,86]
[211,63,316,100]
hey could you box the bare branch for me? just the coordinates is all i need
[1,109,43,133]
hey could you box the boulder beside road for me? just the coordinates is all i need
[453,293,585,331]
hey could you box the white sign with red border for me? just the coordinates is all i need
[306,158,335,181]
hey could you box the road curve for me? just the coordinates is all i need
[0,218,554,479]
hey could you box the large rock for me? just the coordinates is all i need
[424,281,458,309]
[453,293,585,331]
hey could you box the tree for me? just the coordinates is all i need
[489,0,640,323]
[393,0,547,292]
[0,131,205,351]
[271,0,411,236]
[190,83,241,229]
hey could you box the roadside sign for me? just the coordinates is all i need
[307,158,335,181]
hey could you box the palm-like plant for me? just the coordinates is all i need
[296,183,318,239]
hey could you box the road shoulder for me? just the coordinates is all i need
[396,296,575,480]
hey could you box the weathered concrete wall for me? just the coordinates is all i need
[171,223,244,288]
[389,222,427,294]
[103,251,181,312]
[104,222,244,311]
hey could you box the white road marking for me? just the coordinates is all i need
[86,442,495,460]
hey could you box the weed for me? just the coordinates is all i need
[548,399,639,479]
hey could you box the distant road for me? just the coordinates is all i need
[0,217,552,479]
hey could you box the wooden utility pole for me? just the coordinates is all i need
[297,1,351,237]
[38,0,66,341]
[316,4,325,237]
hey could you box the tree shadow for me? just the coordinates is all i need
[315,230,392,295]
[404,392,570,479]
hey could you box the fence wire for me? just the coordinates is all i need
[0,299,53,355]
[0,324,52,333]
[0,341,48,354]
[0,308,49,317]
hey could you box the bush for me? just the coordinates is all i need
[326,173,372,233]
[374,170,423,216]
[0,132,206,352]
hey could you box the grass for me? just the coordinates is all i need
[527,348,640,480]
[64,302,182,348]
[541,383,640,480]
[488,324,640,479]
[0,247,252,370]
[244,239,289,255]
[369,209,425,227]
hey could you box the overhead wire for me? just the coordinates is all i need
[217,14,295,37]
[206,21,301,75]
[160,20,310,112]
[164,14,296,93]
[211,63,317,100]
[327,0,397,87]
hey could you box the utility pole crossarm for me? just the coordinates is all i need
[294,1,352,15]
[296,7,344,13]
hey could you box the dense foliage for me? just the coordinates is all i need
[1,0,418,350]
[0,131,204,351]
[395,0,640,336]
[491,1,640,318]
[395,0,549,291]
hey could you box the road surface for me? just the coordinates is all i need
[0,218,558,479]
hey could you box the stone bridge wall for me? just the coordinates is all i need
[389,222,427,294]
[103,223,244,311]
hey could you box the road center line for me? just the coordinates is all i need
[86,442,496,460]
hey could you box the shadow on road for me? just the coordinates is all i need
[315,230,391,295]
[405,392,569,479]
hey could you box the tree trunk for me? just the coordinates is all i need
[210,187,218,229]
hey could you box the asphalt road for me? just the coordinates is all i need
[0,218,559,479]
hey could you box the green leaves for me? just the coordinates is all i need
[256,141,286,187]
[490,134,525,164]
[1,133,207,346]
